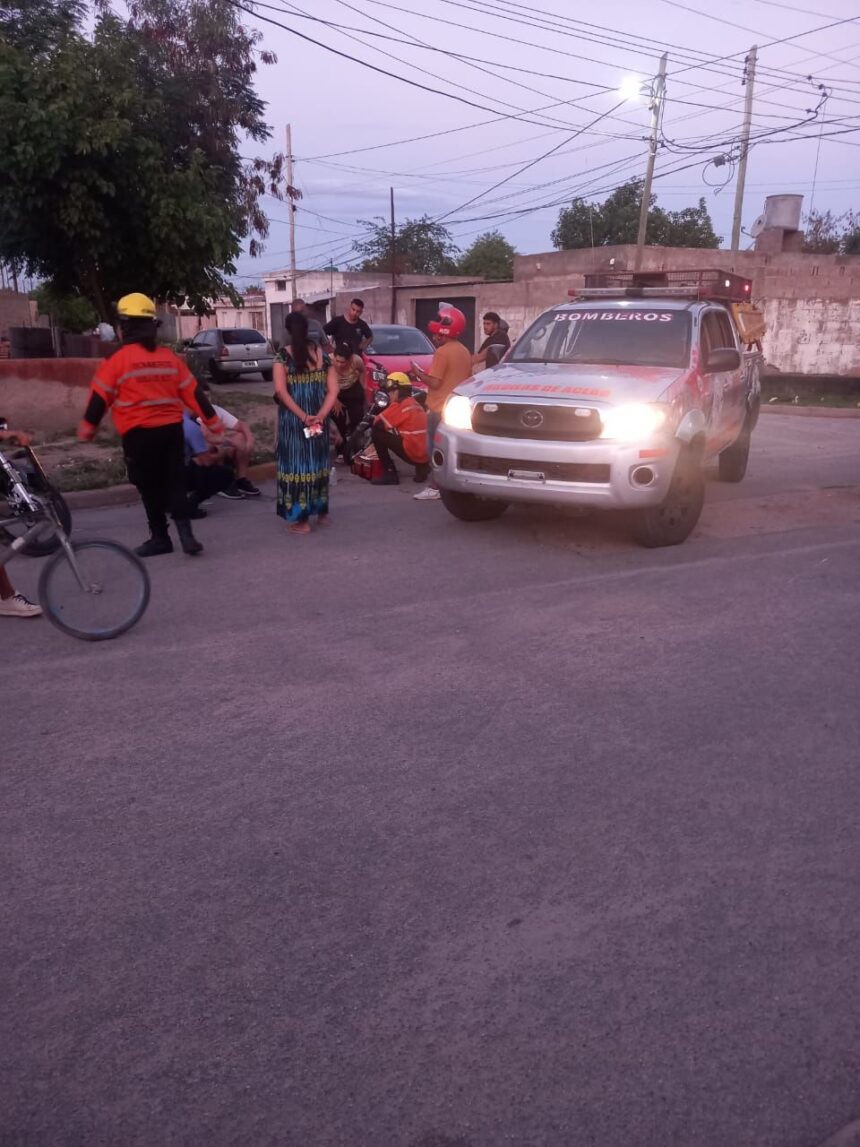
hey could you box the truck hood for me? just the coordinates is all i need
[460,361,686,406]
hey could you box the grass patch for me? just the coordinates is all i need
[51,455,129,492]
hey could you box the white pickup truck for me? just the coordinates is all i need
[433,270,764,547]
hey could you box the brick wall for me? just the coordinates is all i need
[0,359,98,436]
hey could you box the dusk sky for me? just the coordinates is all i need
[232,0,860,283]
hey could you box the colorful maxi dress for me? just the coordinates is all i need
[276,350,331,523]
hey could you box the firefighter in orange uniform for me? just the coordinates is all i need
[78,293,223,557]
[370,372,430,485]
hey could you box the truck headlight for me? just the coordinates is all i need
[443,394,473,430]
[600,403,667,441]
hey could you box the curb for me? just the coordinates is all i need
[64,461,277,511]
[761,404,860,419]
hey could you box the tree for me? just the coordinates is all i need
[457,230,516,280]
[551,180,720,250]
[30,285,98,333]
[352,215,460,275]
[803,209,860,254]
[0,0,290,318]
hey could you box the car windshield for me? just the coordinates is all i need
[511,308,692,368]
[368,327,433,355]
[222,329,266,345]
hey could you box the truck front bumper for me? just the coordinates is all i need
[433,425,680,510]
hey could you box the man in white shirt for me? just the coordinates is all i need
[198,389,260,498]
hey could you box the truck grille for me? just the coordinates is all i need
[458,454,610,483]
[471,401,601,441]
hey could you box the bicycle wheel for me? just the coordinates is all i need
[38,539,151,641]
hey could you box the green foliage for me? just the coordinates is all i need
[30,284,98,332]
[0,0,287,319]
[353,215,460,275]
[552,181,721,250]
[802,209,860,255]
[457,230,516,280]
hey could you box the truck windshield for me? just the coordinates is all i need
[511,308,692,368]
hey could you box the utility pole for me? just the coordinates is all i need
[286,123,297,301]
[389,187,397,323]
[635,52,668,272]
[731,46,757,254]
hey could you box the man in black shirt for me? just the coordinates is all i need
[324,298,373,355]
[473,311,511,369]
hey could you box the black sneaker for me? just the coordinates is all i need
[188,506,208,520]
[217,483,244,500]
[236,477,261,497]
[371,471,400,486]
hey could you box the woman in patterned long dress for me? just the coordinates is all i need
[274,314,339,535]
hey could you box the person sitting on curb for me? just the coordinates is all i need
[197,385,260,498]
[370,372,430,486]
[183,413,238,517]
[0,426,42,618]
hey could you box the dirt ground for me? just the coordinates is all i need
[31,389,277,492]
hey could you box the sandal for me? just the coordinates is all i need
[288,521,311,535]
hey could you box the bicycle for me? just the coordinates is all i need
[0,442,150,641]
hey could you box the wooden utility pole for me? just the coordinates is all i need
[389,187,397,322]
[286,123,297,301]
[731,46,757,254]
[635,52,668,272]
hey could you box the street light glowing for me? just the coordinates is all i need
[619,76,644,102]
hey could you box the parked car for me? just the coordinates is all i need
[364,324,434,398]
[185,328,275,384]
[433,270,763,548]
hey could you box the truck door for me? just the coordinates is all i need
[699,309,741,450]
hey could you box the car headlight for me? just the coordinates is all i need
[443,394,473,430]
[599,403,667,442]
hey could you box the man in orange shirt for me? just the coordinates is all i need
[370,372,430,485]
[411,304,473,502]
[78,293,223,557]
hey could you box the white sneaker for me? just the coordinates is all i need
[0,592,42,618]
[413,487,441,501]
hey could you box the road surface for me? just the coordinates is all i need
[2,414,859,1146]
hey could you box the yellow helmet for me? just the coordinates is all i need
[385,371,412,390]
[117,292,156,320]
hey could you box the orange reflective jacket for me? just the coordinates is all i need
[85,345,221,436]
[378,396,429,463]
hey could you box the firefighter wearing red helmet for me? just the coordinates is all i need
[412,303,473,501]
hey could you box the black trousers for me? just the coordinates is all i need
[331,382,366,458]
[185,461,234,507]
[122,423,190,535]
[371,423,420,472]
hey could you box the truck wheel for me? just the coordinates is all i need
[208,359,224,384]
[631,449,705,548]
[718,417,752,483]
[440,488,508,522]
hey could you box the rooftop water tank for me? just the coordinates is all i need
[762,194,803,232]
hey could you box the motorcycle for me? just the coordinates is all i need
[347,387,390,458]
[0,418,72,556]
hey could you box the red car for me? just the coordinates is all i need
[363,324,435,401]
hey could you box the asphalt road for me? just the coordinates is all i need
[2,415,859,1147]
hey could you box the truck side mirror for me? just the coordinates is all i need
[704,347,740,374]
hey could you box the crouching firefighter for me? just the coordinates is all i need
[78,292,224,557]
[370,372,430,485]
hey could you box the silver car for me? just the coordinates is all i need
[434,282,762,547]
[185,328,275,384]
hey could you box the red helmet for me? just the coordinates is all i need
[428,302,466,340]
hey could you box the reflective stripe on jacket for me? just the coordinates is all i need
[377,396,429,464]
[86,345,221,436]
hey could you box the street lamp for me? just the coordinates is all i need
[632,54,668,271]
[618,75,646,102]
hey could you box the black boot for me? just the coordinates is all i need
[175,519,203,556]
[371,469,400,486]
[135,531,173,558]
[414,463,431,484]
